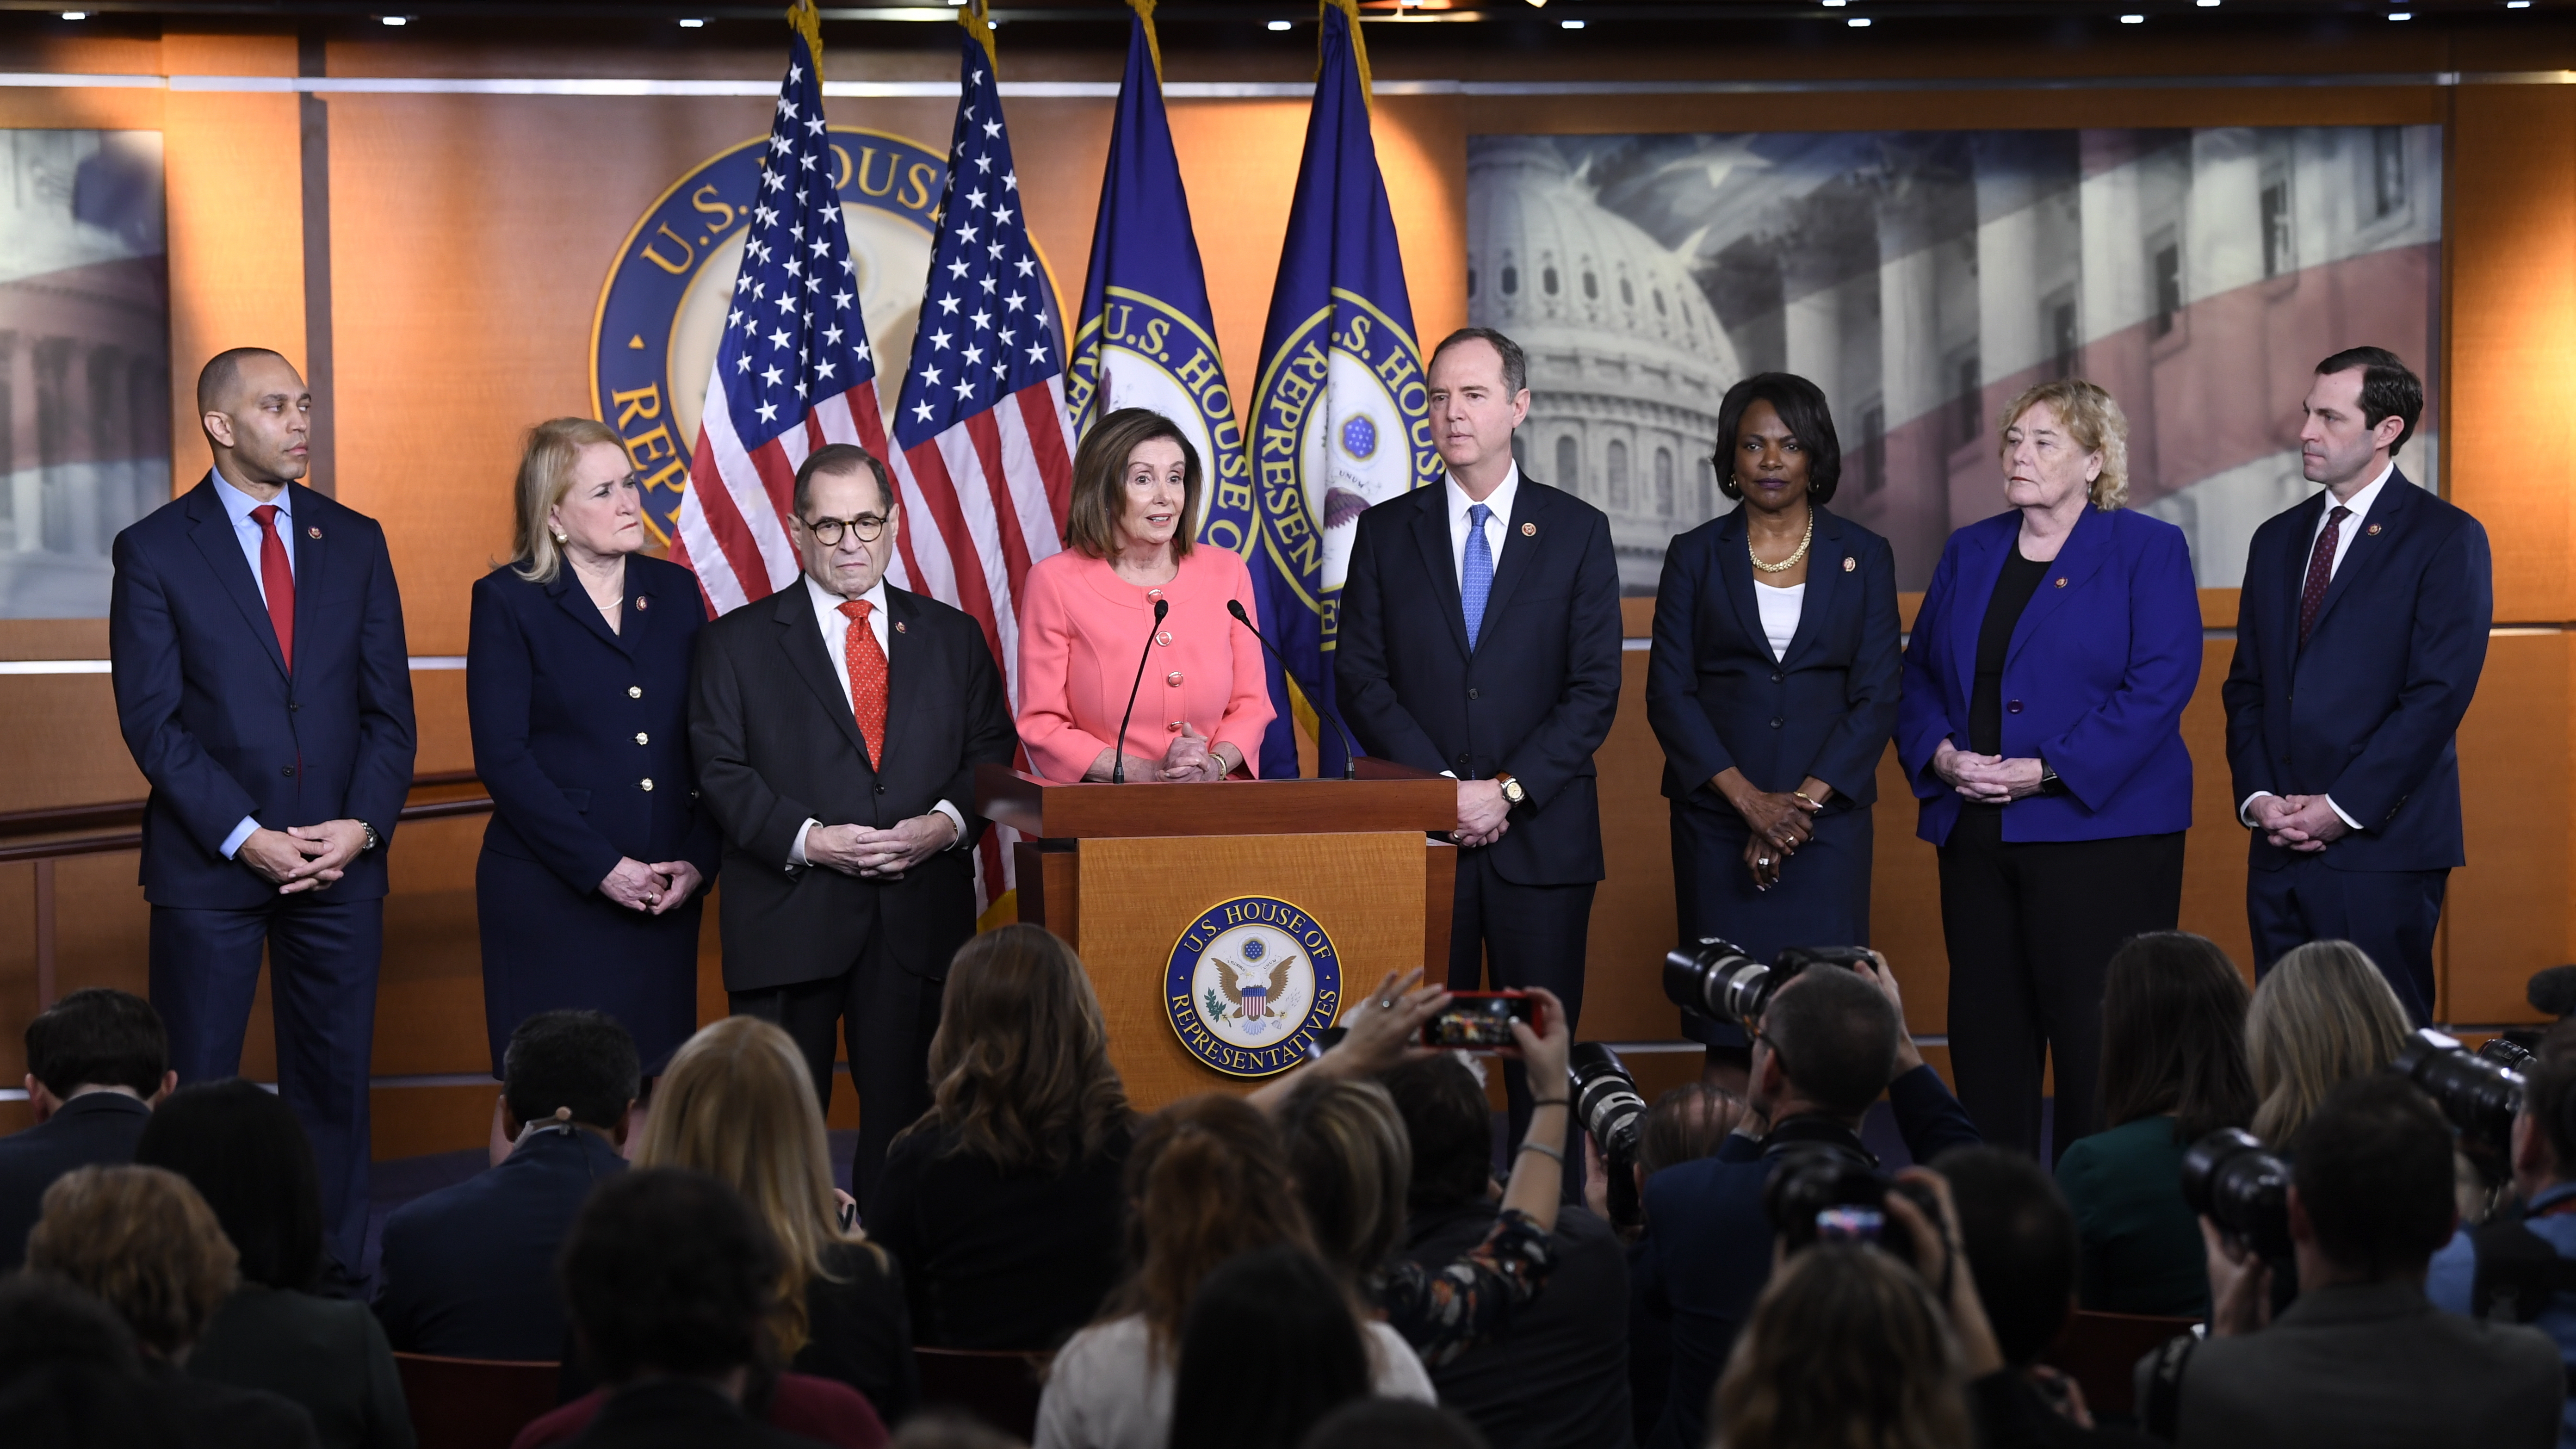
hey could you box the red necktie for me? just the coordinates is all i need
[839,600,887,765]
[2297,504,2350,649]
[251,503,296,671]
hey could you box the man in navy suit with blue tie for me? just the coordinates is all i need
[2223,347,2490,1023]
[109,347,416,1267]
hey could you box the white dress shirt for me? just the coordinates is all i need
[1756,581,1806,662]
[788,572,966,867]
[2238,462,2399,834]
[1446,464,1520,587]
[210,469,295,861]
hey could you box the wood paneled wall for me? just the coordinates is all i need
[3,18,2573,1154]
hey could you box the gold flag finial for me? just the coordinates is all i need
[961,0,997,66]
[787,0,824,70]
[1129,0,1163,85]
[1321,0,1373,105]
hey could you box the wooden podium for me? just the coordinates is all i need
[976,761,1456,1109]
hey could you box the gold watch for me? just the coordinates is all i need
[1496,772,1526,807]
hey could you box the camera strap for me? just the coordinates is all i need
[2138,1331,2199,1442]
[1757,1116,1876,1165]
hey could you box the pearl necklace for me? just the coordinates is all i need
[1749,509,1814,575]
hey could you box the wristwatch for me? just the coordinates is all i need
[359,822,380,852]
[1496,772,1526,807]
[2037,760,2066,798]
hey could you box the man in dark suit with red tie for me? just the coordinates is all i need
[688,443,1016,1207]
[2223,347,2491,1023]
[109,347,416,1268]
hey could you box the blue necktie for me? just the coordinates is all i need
[1462,502,1494,651]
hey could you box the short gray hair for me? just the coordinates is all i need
[1430,327,1527,396]
[792,443,892,518]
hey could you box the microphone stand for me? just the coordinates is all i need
[1228,598,1362,780]
[1110,597,1169,785]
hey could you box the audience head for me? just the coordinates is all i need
[2290,1074,2457,1282]
[1753,965,1901,1122]
[887,1413,1026,1449]
[23,988,169,1111]
[2511,1019,2576,1195]
[1112,1093,1315,1352]
[1297,1399,1492,1449]
[638,1016,856,1359]
[503,1009,640,1139]
[25,1165,237,1360]
[561,1166,783,1386]
[1714,1244,1971,1449]
[1168,1246,1371,1449]
[912,924,1132,1174]
[1278,1075,1412,1281]
[2248,940,2412,1145]
[1934,1146,2078,1371]
[1638,1081,1748,1181]
[1384,1054,1494,1213]
[0,1272,167,1449]
[2099,932,2255,1143]
[133,1078,324,1291]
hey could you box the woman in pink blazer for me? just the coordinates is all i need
[1018,408,1275,782]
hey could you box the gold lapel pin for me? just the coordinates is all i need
[1841,556,1856,573]
[2366,524,2383,536]
[1521,521,1536,537]
[307,526,322,539]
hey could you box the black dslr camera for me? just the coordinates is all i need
[1570,1043,1649,1230]
[2392,1028,2526,1156]
[1664,939,1880,1029]
[1764,1145,1941,1268]
[2181,1127,2294,1261]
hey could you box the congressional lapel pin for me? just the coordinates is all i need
[2054,577,2068,588]
[1521,521,1536,537]
[1841,556,1856,573]
[307,526,322,539]
[634,595,649,611]
[2366,524,2383,536]
[895,620,907,634]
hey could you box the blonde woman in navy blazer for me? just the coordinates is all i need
[1895,379,2201,1161]
[1648,373,1901,1071]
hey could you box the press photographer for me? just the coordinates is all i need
[1633,945,1978,1449]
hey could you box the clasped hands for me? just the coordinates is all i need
[2244,793,2349,853]
[1454,779,1512,849]
[600,856,706,914]
[803,815,957,880]
[1932,743,2047,805]
[1091,723,1234,784]
[1717,768,1833,892]
[237,820,370,896]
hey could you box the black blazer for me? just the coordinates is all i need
[0,1090,152,1270]
[2221,472,2492,873]
[1645,505,1901,812]
[688,581,1017,991]
[1334,475,1624,886]
[372,1125,626,1361]
[465,556,720,892]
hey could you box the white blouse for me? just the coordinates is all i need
[1033,1312,1437,1449]
[1756,581,1806,661]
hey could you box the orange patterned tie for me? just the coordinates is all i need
[838,600,887,766]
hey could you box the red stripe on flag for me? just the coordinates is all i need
[901,436,1007,670]
[1015,384,1076,530]
[687,436,773,609]
[962,409,1038,608]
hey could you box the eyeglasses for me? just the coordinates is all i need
[801,513,888,545]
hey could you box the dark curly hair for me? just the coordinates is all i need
[1712,372,1842,505]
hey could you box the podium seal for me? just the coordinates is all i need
[1164,895,1344,1079]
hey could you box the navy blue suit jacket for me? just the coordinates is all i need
[466,557,720,893]
[110,477,417,907]
[372,1125,626,1360]
[1334,476,1624,886]
[1647,505,1901,810]
[0,1091,151,1270]
[1634,1069,1981,1449]
[2221,471,2492,873]
[1895,506,2200,846]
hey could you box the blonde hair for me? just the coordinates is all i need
[1278,1076,1412,1283]
[637,1016,873,1358]
[27,1165,238,1357]
[1715,1245,1972,1449]
[2247,940,2414,1146]
[1998,378,2129,511]
[511,416,627,584]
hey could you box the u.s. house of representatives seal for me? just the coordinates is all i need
[1165,896,1344,1078]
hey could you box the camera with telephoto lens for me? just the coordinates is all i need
[1764,1145,1940,1268]
[1664,939,1881,1029]
[1570,1043,1648,1230]
[2392,1028,2525,1157]
[2181,1127,2294,1261]
[2478,1035,2539,1073]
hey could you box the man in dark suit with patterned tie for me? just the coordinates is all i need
[2222,347,2492,1022]
[688,443,1016,1207]
[108,347,416,1269]
[1336,327,1623,1160]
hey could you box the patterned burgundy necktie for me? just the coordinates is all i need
[2297,505,2350,648]
[250,503,295,670]
[838,599,887,766]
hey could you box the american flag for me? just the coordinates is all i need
[671,19,891,615]
[884,18,1076,909]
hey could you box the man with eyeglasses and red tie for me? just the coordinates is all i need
[688,442,1016,1208]
[109,347,417,1276]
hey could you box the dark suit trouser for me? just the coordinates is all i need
[730,921,945,1217]
[1938,811,2184,1164]
[1448,848,1596,1195]
[150,896,381,1268]
[2247,857,2446,1026]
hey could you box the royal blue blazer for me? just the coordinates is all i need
[1647,504,1901,811]
[2221,471,2491,873]
[1895,505,2201,846]
[109,476,417,908]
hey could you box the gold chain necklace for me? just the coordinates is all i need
[1749,509,1814,575]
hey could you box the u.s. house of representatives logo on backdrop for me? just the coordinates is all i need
[588,127,946,548]
[1165,896,1344,1078]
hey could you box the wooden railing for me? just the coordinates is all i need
[3,771,493,1009]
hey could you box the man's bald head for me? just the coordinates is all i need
[196,347,292,416]
[197,349,311,492]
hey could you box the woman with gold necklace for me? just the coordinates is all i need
[1646,373,1903,1084]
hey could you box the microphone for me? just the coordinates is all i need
[1228,598,1362,780]
[1111,598,1168,785]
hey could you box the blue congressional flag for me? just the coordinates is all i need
[1245,0,1437,778]
[1067,0,1254,563]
